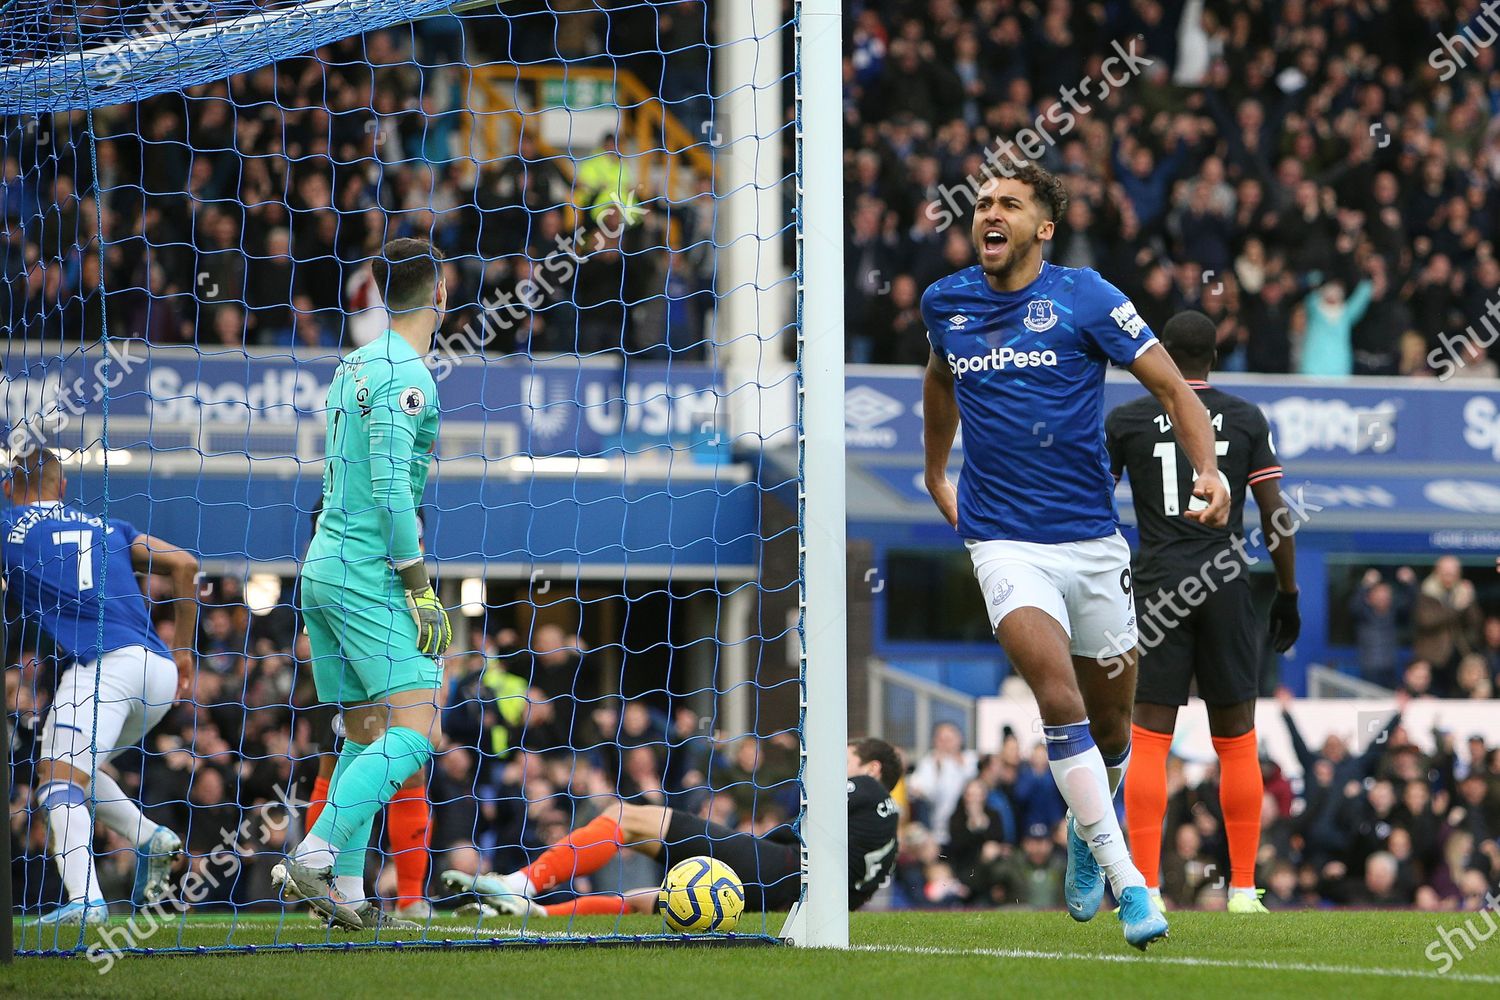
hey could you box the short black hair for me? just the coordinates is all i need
[849,737,903,792]
[372,237,443,312]
[980,161,1069,221]
[1160,310,1217,371]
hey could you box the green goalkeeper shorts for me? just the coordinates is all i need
[299,574,441,705]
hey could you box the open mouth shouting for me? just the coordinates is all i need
[980,227,1009,262]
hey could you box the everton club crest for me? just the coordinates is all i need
[1023,299,1058,333]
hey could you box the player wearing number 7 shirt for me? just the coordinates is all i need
[1105,310,1301,916]
[2,447,199,926]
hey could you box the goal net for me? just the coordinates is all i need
[1,0,845,960]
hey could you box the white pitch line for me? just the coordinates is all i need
[849,943,1500,985]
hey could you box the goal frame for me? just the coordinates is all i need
[0,0,849,953]
[785,0,850,950]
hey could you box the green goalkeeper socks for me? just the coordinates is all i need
[312,726,433,852]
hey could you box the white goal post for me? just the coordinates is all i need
[787,0,850,949]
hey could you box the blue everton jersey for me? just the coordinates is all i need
[1,502,169,664]
[922,263,1158,543]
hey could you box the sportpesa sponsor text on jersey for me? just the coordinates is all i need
[923,262,1158,544]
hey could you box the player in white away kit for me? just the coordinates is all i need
[921,164,1228,950]
[2,448,200,925]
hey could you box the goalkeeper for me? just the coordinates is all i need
[443,738,903,917]
[273,237,452,930]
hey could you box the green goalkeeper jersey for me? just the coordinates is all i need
[303,329,439,596]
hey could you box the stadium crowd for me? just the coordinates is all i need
[9,1,1500,379]
[898,708,1500,912]
[1349,557,1500,695]
[2,1,720,359]
[843,0,1500,376]
[4,573,799,910]
[7,0,1500,922]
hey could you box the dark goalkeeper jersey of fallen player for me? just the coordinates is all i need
[848,774,900,909]
[1105,381,1282,584]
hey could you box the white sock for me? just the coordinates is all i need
[505,870,535,898]
[40,782,102,904]
[335,875,365,903]
[89,770,157,849]
[293,832,336,870]
[1048,743,1146,896]
[1229,885,1258,896]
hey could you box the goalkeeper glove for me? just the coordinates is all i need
[1268,590,1301,653]
[399,562,452,657]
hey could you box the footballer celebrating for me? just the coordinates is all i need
[443,738,901,918]
[273,238,452,930]
[921,164,1227,950]
[2,447,199,925]
[1106,311,1300,915]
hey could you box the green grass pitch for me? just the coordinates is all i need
[6,910,1499,999]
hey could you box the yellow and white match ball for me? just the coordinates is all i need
[658,856,745,934]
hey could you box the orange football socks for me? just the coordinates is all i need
[387,783,431,907]
[523,815,626,893]
[306,773,330,831]
[1212,729,1264,890]
[1123,724,1173,890]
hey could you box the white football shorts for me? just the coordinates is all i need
[965,532,1137,660]
[39,645,178,772]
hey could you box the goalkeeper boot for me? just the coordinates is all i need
[347,902,421,932]
[1118,885,1170,951]
[1063,810,1105,922]
[131,825,183,906]
[1227,887,1270,914]
[272,858,362,931]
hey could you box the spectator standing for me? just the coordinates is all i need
[1349,567,1415,686]
[1412,557,1482,688]
[906,722,977,846]
[1298,275,1372,376]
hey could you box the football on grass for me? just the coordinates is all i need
[658,856,745,933]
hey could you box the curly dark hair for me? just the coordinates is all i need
[979,161,1069,222]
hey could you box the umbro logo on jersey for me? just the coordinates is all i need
[947,314,970,330]
[947,347,1059,379]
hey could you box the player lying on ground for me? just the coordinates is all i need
[442,738,902,916]
[2,447,199,926]
[921,163,1228,950]
[272,237,452,931]
[1106,310,1301,916]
